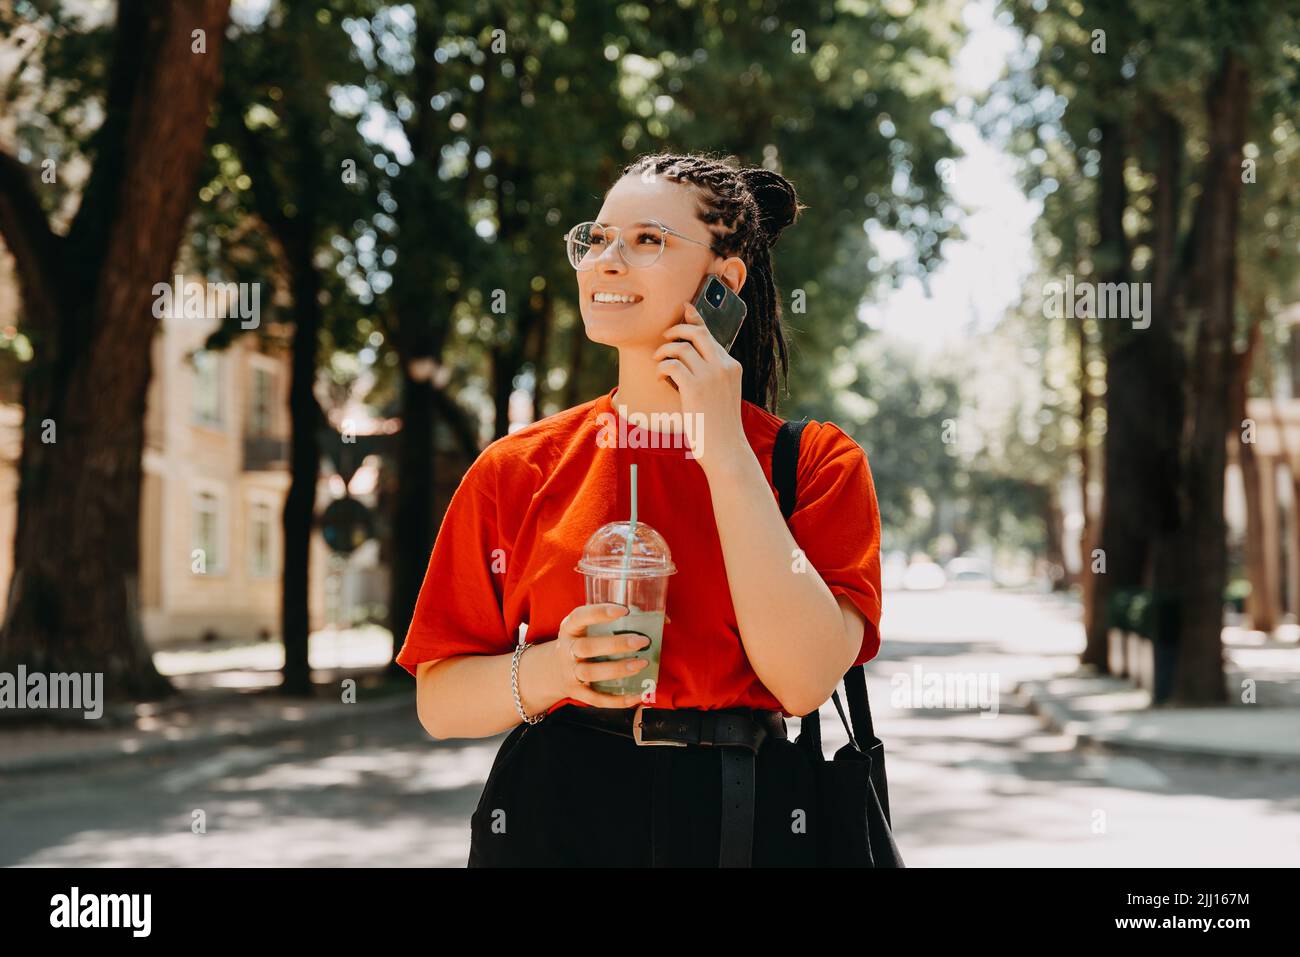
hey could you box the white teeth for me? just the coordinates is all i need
[593,292,640,303]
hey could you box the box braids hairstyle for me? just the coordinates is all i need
[617,152,805,413]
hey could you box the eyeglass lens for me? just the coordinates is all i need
[568,222,666,269]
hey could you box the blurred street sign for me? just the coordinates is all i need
[320,495,373,555]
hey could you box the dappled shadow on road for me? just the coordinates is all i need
[0,713,503,867]
[864,697,1300,866]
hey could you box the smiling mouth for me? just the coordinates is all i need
[591,292,644,304]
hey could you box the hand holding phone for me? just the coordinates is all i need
[689,274,747,351]
[662,275,747,392]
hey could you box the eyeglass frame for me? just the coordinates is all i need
[562,218,719,270]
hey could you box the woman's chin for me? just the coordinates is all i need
[581,315,652,348]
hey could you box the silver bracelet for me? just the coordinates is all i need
[511,642,546,725]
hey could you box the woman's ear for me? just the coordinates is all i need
[717,256,748,294]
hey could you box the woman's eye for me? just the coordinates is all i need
[636,231,664,246]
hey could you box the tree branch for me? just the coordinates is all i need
[0,149,61,323]
[429,378,485,457]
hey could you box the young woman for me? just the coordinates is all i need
[396,151,884,867]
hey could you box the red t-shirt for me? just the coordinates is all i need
[395,385,883,717]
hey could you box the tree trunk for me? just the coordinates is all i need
[564,311,588,409]
[1073,319,1096,599]
[1234,321,1275,632]
[280,260,322,696]
[531,287,554,416]
[492,344,515,439]
[389,367,435,660]
[1043,484,1066,591]
[1083,116,1135,672]
[1172,52,1250,705]
[1143,107,1188,686]
[0,0,230,701]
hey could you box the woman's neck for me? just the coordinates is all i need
[613,348,685,422]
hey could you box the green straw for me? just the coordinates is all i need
[617,464,638,606]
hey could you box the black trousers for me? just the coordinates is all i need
[467,707,821,867]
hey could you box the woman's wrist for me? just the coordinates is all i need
[700,436,759,484]
[515,640,560,719]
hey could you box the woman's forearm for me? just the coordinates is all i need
[417,642,559,739]
[703,448,855,715]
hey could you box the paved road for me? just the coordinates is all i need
[3,589,1298,866]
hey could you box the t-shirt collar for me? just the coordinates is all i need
[592,385,758,457]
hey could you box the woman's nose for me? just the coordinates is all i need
[596,239,626,272]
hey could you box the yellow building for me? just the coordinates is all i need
[137,305,333,644]
[0,280,334,646]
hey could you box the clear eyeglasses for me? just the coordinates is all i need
[563,219,715,271]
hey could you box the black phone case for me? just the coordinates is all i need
[691,275,747,350]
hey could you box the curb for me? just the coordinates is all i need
[1015,680,1300,770]
[0,693,415,778]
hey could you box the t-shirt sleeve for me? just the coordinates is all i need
[787,422,883,667]
[394,450,514,677]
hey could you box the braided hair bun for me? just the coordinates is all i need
[739,167,801,248]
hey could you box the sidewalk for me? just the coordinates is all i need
[0,628,416,777]
[1016,628,1300,768]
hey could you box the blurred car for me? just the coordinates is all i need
[901,559,947,591]
[882,550,909,591]
[944,556,995,588]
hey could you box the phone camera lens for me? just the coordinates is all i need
[710,285,724,306]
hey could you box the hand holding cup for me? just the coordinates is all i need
[540,603,650,709]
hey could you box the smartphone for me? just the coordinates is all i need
[662,275,748,392]
[690,274,747,350]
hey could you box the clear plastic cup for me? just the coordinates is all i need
[574,520,676,698]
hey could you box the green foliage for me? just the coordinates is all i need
[190,2,382,362]
[334,0,967,419]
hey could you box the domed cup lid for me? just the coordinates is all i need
[575,520,677,579]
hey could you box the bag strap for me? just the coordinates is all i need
[771,417,877,753]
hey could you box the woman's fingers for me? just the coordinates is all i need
[663,302,716,342]
[651,339,704,370]
[573,655,649,684]
[656,357,691,389]
[553,603,651,708]
[570,631,650,660]
[558,603,627,638]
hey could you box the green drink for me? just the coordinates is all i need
[584,607,667,697]
[575,469,676,703]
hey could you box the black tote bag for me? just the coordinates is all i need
[772,417,904,868]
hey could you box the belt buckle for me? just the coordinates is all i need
[632,703,687,747]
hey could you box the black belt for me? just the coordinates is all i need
[551,704,787,867]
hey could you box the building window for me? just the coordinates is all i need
[249,500,274,578]
[250,366,274,435]
[192,489,224,575]
[193,350,222,427]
